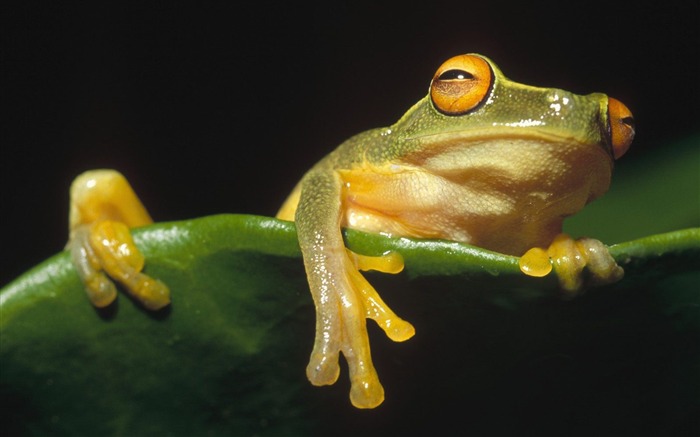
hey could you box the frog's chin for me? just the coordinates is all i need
[405,130,613,171]
[401,131,614,207]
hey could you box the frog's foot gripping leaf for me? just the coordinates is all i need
[66,170,170,310]
[305,249,415,409]
[519,233,624,294]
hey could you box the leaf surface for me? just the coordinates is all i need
[2,216,698,436]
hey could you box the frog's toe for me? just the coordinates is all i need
[306,289,343,386]
[519,247,553,278]
[83,274,118,308]
[342,254,414,407]
[306,350,341,387]
[127,276,170,311]
[303,249,413,408]
[339,297,385,409]
[69,224,119,307]
[576,237,624,286]
[347,255,415,342]
[520,233,623,294]
[349,362,385,409]
[68,220,170,310]
[545,234,588,292]
[308,302,386,408]
[348,249,405,274]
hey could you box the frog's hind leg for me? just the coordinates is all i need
[67,170,170,310]
[303,249,414,409]
[346,250,415,342]
[342,253,415,406]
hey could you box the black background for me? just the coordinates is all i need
[2,2,698,285]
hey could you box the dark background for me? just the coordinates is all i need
[2,1,698,285]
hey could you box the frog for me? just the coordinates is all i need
[66,53,635,409]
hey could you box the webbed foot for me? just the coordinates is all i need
[67,170,170,310]
[519,233,623,294]
[68,221,170,310]
[305,250,414,408]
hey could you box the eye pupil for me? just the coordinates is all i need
[438,69,474,81]
[621,116,635,128]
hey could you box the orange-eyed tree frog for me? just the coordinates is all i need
[66,54,634,409]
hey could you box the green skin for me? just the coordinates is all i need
[277,54,625,408]
[59,53,630,410]
[288,55,615,252]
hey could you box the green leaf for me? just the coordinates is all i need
[2,214,699,436]
[3,135,700,436]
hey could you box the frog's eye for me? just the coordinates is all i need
[430,54,493,115]
[607,97,635,159]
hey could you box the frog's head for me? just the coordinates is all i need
[395,54,634,160]
[390,53,635,209]
[440,54,632,156]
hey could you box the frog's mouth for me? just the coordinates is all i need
[404,128,615,166]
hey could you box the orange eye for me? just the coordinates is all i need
[430,54,493,115]
[608,97,635,159]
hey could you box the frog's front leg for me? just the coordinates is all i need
[519,233,624,294]
[295,170,415,408]
[67,170,170,310]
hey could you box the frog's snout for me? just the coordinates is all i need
[606,97,635,159]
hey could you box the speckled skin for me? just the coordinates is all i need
[66,54,633,411]
[276,54,632,408]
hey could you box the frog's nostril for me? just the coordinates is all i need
[608,97,635,159]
